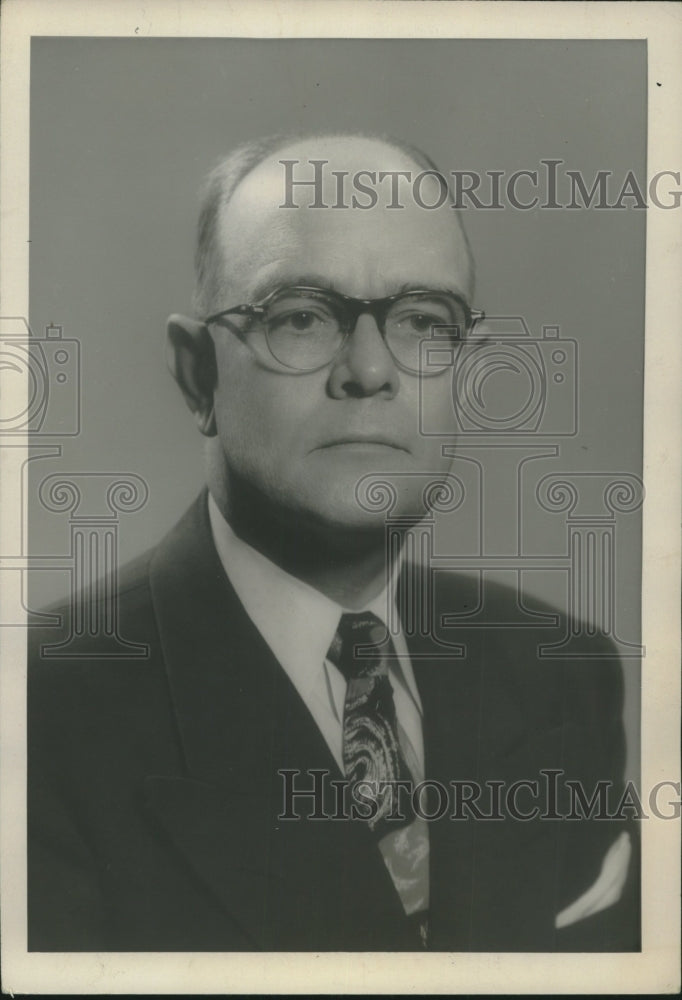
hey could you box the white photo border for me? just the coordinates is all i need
[1,0,680,994]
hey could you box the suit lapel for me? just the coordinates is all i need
[148,492,341,787]
[403,563,485,950]
[405,566,564,950]
[144,494,410,949]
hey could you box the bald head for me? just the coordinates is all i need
[192,132,475,317]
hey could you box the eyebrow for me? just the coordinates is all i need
[393,281,466,298]
[249,276,466,302]
[250,274,341,301]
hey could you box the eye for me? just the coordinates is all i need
[268,307,332,333]
[266,292,336,334]
[406,312,438,333]
[391,310,445,336]
[285,310,317,331]
[387,294,466,341]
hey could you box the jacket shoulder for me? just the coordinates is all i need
[416,566,626,724]
[29,545,156,649]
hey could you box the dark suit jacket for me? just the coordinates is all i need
[28,493,639,951]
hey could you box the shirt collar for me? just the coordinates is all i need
[207,493,421,712]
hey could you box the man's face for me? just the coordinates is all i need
[207,138,472,534]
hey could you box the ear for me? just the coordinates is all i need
[166,314,217,437]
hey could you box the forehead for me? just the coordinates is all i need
[216,137,472,301]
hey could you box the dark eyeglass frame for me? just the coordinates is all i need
[203,285,485,374]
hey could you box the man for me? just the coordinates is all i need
[28,132,639,951]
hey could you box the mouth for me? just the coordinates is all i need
[315,437,409,453]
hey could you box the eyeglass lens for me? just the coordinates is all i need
[260,289,467,372]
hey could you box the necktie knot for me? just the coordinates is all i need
[328,611,390,681]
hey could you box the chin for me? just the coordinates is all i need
[292,480,432,537]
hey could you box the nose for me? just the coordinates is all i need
[327,312,400,399]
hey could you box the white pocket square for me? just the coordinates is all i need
[554,831,631,929]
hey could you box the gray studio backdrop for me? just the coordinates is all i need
[26,38,644,778]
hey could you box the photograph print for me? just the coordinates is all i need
[19,35,650,955]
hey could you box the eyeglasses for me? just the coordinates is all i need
[204,285,485,374]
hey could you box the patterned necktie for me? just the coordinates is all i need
[327,612,416,838]
[328,612,430,944]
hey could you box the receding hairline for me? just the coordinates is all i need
[192,129,475,316]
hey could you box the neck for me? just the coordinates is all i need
[208,468,400,610]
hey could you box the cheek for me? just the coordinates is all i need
[214,382,278,467]
[408,374,458,450]
[211,351,314,481]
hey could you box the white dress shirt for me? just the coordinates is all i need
[207,493,424,778]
